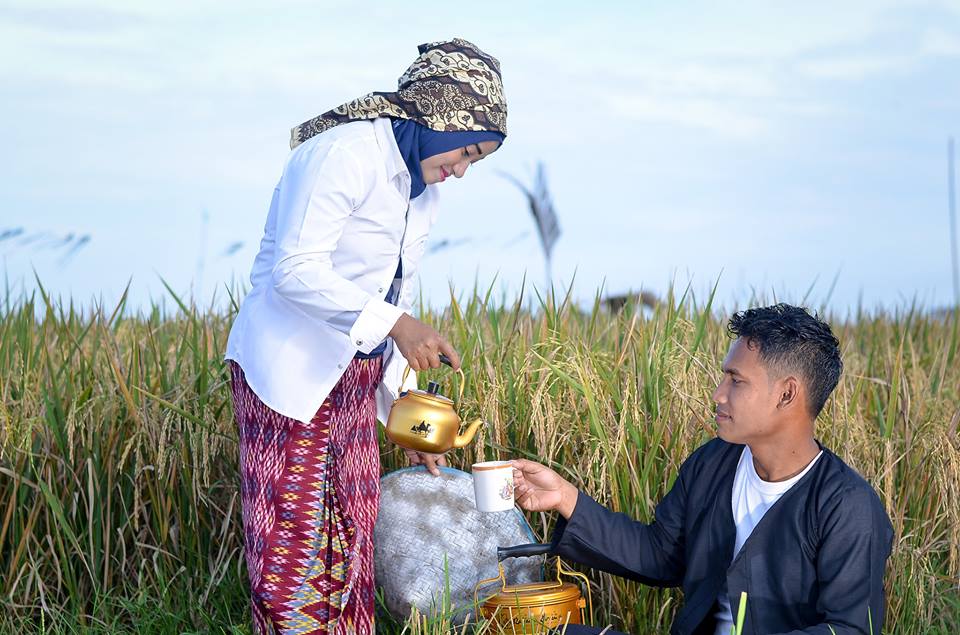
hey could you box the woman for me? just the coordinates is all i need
[225,38,507,634]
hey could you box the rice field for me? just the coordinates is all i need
[1,281,958,633]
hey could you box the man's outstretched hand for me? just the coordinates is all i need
[511,458,579,519]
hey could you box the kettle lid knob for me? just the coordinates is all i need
[426,381,441,395]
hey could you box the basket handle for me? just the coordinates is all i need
[557,558,594,624]
[474,562,507,605]
[497,543,552,561]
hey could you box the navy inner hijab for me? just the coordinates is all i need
[391,119,504,199]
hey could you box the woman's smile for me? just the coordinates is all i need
[420,139,502,185]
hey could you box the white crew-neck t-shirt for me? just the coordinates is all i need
[713,445,823,635]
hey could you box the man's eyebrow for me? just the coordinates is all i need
[723,366,743,376]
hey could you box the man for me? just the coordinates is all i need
[512,304,893,635]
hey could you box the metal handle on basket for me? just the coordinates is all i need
[474,562,507,606]
[557,558,594,625]
[497,543,552,561]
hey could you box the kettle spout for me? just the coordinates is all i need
[453,418,485,449]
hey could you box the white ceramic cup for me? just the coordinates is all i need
[472,461,515,512]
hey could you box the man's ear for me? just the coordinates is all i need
[777,376,800,410]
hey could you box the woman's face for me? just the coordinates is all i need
[420,140,501,185]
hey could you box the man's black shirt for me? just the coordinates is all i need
[550,439,893,635]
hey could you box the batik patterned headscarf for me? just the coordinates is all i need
[289,38,507,149]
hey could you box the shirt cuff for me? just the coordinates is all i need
[550,489,585,553]
[350,298,405,354]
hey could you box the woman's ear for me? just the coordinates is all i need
[777,376,800,410]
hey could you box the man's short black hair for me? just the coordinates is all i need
[727,303,843,418]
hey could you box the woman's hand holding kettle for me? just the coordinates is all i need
[389,313,461,371]
[387,314,469,477]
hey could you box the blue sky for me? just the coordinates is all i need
[2,1,959,314]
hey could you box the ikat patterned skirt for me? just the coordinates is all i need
[229,358,383,635]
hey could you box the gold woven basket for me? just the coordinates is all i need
[475,545,593,634]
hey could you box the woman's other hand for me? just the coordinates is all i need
[389,313,461,371]
[511,459,580,519]
[402,447,447,476]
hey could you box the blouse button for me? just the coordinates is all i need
[378,287,384,293]
[356,339,363,346]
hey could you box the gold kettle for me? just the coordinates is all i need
[385,354,484,454]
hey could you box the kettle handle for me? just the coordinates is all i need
[399,355,465,405]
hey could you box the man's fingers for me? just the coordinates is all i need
[436,454,448,467]
[511,458,539,473]
[515,489,536,510]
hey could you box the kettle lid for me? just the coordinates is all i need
[403,385,454,405]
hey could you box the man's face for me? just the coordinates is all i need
[711,338,783,445]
